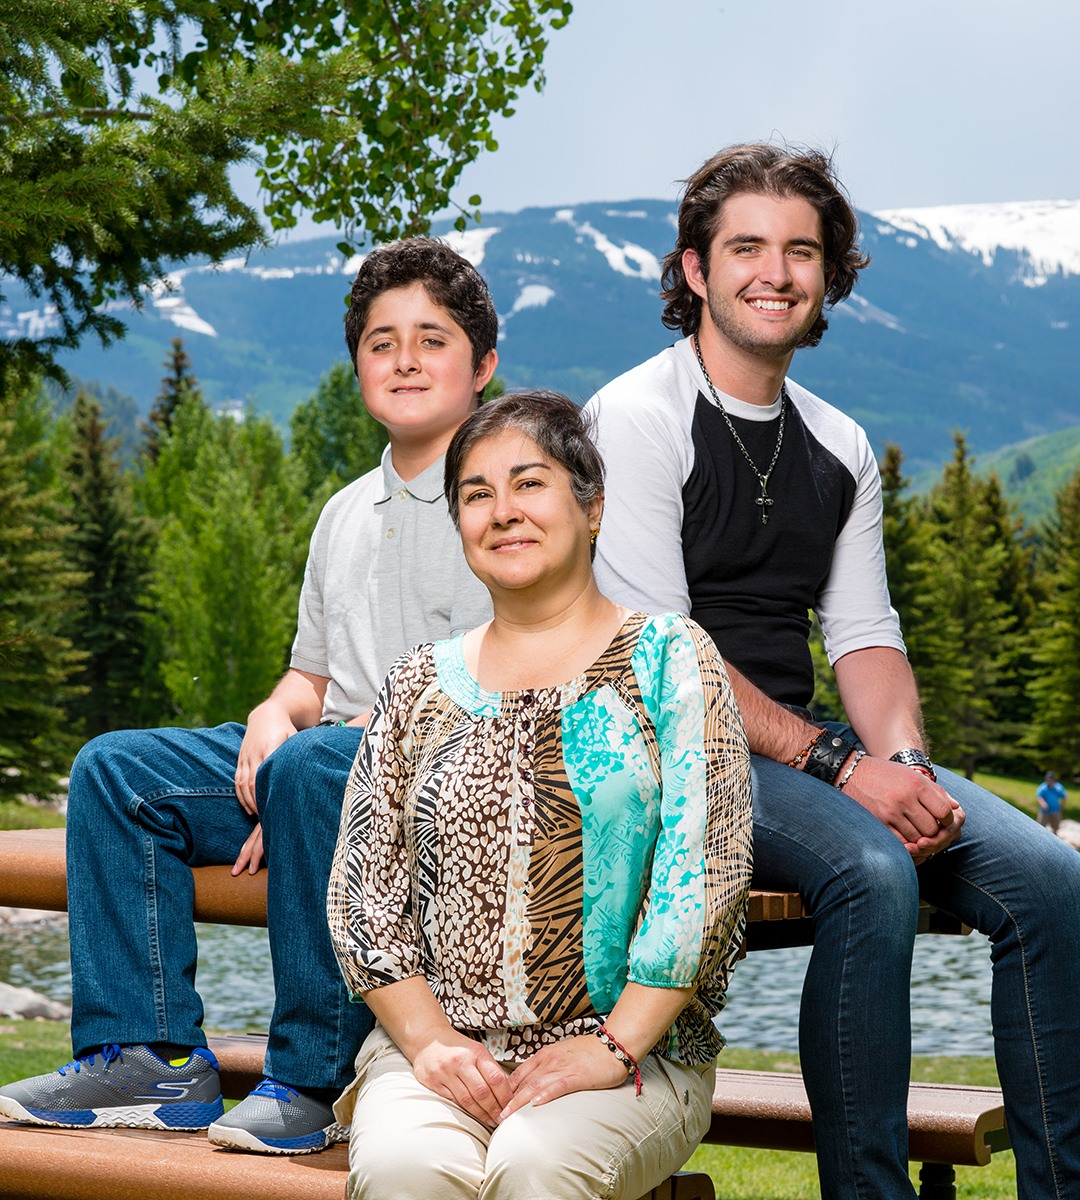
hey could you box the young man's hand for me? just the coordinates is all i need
[843,756,964,863]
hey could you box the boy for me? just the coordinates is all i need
[0,238,498,1155]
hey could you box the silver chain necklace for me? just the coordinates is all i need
[692,336,787,526]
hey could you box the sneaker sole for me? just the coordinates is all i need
[0,1095,223,1131]
[207,1119,348,1155]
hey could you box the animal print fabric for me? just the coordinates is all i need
[327,612,752,1066]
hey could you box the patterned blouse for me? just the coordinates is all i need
[328,612,753,1067]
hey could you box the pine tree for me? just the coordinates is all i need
[1024,470,1080,778]
[879,443,928,636]
[142,339,203,464]
[289,361,388,500]
[0,379,85,798]
[912,433,1014,777]
[142,400,310,727]
[62,392,156,736]
[978,472,1037,769]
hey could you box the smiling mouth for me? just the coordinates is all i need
[491,539,536,551]
[391,386,428,393]
[748,299,795,311]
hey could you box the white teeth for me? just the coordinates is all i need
[751,299,793,311]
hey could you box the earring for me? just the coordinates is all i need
[590,526,600,546]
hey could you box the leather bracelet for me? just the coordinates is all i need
[803,734,859,785]
[889,748,936,782]
[788,728,826,768]
[836,750,865,790]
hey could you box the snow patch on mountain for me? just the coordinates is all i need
[874,200,1080,284]
[553,211,661,281]
[835,293,905,333]
[441,226,501,267]
[510,284,555,314]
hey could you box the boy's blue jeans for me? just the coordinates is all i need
[752,738,1080,1200]
[66,722,374,1093]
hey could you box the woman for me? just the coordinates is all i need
[327,391,752,1200]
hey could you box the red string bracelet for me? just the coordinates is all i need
[595,1024,642,1095]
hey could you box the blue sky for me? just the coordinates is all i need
[234,0,1080,239]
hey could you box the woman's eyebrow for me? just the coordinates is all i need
[508,462,552,477]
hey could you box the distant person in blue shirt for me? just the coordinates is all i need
[1037,771,1067,834]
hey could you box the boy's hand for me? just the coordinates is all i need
[232,823,265,875]
[234,702,298,815]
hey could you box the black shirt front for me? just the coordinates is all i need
[682,393,857,707]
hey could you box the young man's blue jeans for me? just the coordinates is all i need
[66,723,373,1093]
[751,736,1080,1200]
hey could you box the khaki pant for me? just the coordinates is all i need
[334,1025,715,1200]
[1038,809,1062,834]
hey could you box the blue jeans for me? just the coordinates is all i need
[751,741,1080,1200]
[66,723,374,1092]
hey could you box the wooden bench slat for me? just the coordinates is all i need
[0,829,804,932]
[705,1069,1006,1167]
[0,1117,713,1200]
[0,829,268,928]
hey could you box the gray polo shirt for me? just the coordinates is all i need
[290,446,492,721]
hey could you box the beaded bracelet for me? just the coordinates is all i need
[835,749,866,791]
[595,1024,642,1095]
[788,728,826,768]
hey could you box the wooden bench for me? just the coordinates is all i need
[0,828,1004,1200]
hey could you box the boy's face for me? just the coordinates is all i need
[355,282,497,449]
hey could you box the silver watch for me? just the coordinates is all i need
[889,748,936,781]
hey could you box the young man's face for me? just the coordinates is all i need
[684,191,829,364]
[355,282,497,447]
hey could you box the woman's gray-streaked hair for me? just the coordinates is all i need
[444,390,605,529]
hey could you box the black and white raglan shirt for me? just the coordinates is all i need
[584,336,905,710]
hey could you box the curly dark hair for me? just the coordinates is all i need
[660,143,870,349]
[344,237,499,373]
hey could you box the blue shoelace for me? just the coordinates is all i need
[250,1078,299,1102]
[58,1044,123,1076]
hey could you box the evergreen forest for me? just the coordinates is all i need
[2,340,1079,813]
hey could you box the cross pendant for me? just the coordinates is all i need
[755,485,774,525]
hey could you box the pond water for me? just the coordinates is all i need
[1,920,994,1055]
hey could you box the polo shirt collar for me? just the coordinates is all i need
[375,444,447,505]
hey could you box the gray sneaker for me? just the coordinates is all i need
[0,1044,223,1129]
[207,1078,347,1154]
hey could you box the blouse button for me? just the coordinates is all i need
[386,529,395,539]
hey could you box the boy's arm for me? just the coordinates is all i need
[234,668,330,814]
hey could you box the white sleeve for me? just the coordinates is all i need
[290,519,330,676]
[814,430,906,664]
[585,390,693,616]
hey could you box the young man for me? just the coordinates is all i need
[586,144,1080,1200]
[0,238,497,1155]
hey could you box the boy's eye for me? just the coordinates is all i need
[422,336,446,348]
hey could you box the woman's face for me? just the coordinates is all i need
[456,429,601,597]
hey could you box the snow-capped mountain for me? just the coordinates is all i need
[4,198,1079,468]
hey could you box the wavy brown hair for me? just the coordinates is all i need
[660,143,870,349]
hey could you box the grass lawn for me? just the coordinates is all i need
[0,800,65,830]
[968,770,1044,820]
[0,1025,1015,1196]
